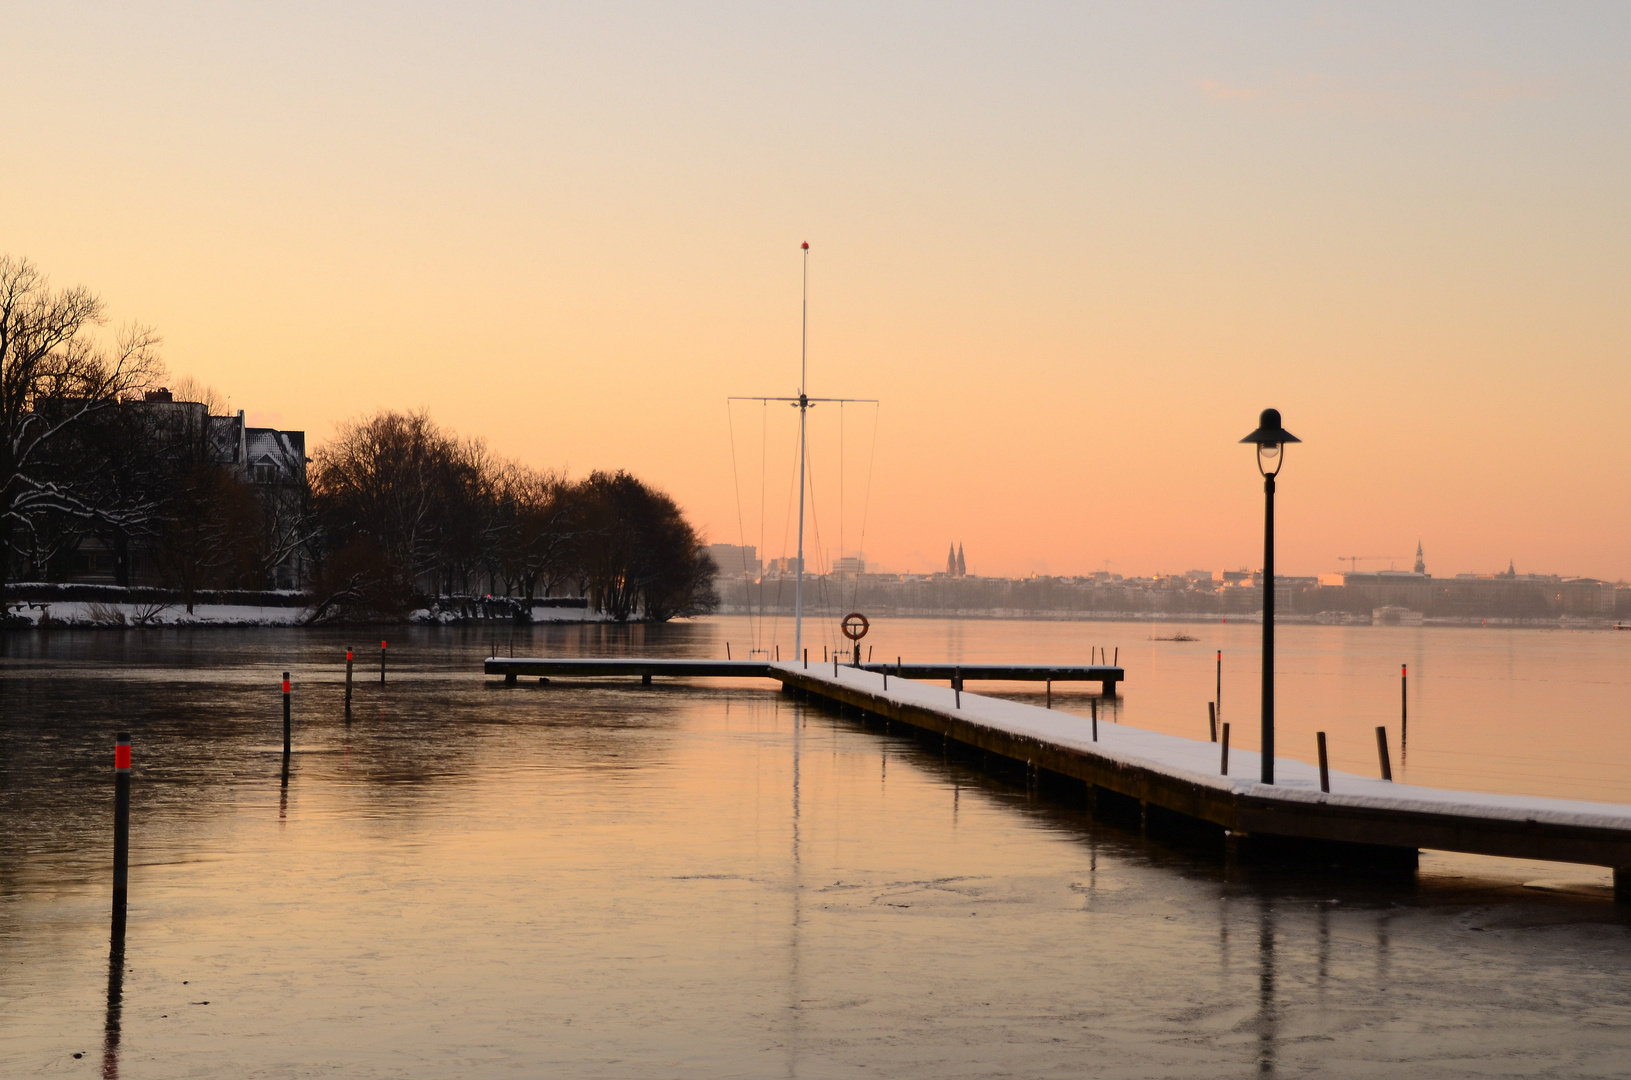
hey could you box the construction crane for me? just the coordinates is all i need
[1337,555,1403,573]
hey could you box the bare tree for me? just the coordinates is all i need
[0,256,161,595]
[493,463,576,603]
[310,410,453,589]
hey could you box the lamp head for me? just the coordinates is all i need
[1240,408,1300,476]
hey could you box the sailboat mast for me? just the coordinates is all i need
[794,242,809,662]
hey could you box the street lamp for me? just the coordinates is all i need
[1240,408,1300,784]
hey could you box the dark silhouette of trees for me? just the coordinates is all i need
[310,411,717,622]
[572,471,717,622]
[0,256,161,596]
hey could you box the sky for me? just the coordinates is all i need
[6,2,1629,580]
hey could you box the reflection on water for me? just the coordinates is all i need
[3,621,1631,1077]
[102,937,123,1079]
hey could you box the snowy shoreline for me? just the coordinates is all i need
[4,598,614,628]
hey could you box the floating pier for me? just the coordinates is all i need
[483,657,1122,694]
[483,656,1631,896]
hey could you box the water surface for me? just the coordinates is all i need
[3,619,1629,1077]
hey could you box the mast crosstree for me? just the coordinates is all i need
[729,242,875,662]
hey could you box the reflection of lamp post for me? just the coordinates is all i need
[1240,409,1300,784]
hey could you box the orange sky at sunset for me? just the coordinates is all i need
[6,4,1628,580]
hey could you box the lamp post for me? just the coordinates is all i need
[1240,408,1299,784]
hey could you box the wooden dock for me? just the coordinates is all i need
[483,657,1123,694]
[483,656,1631,897]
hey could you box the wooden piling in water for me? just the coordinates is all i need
[1376,726,1393,781]
[1208,702,1217,743]
[1091,698,1098,742]
[112,734,130,939]
[1317,732,1330,793]
[380,640,388,685]
[1220,722,1230,775]
[345,649,354,712]
[282,672,291,754]
[1215,649,1222,727]
[1401,663,1408,751]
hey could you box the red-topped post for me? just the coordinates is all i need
[380,640,388,685]
[112,734,131,937]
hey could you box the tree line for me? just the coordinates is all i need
[309,410,718,622]
[0,255,718,622]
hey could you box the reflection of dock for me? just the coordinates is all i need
[483,657,1631,897]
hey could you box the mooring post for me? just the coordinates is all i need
[1220,722,1230,775]
[1091,698,1098,741]
[112,733,131,939]
[282,672,292,755]
[1375,726,1393,781]
[1216,649,1222,725]
[1317,731,1330,793]
[1114,647,1118,666]
[345,649,354,713]
[1401,663,1408,751]
[803,649,808,669]
[1046,680,1051,709]
[1208,702,1217,742]
[726,642,731,660]
[954,666,961,708]
[380,640,388,685]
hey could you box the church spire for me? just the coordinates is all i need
[947,543,956,576]
[956,543,966,577]
[1414,539,1425,575]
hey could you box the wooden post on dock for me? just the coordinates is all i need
[1091,698,1098,741]
[345,649,354,712]
[1215,650,1221,727]
[380,640,387,685]
[1046,680,1051,709]
[954,667,961,708]
[803,649,808,669]
[1376,726,1393,781]
[112,733,131,939]
[282,672,291,755]
[1401,663,1408,751]
[1208,702,1217,742]
[1220,722,1230,775]
[1317,732,1330,793]
[726,642,731,660]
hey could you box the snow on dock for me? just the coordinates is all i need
[791,661,1631,837]
[483,655,1631,888]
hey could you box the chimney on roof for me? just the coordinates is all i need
[143,388,173,403]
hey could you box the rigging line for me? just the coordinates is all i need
[759,400,768,651]
[772,404,803,650]
[725,400,757,650]
[803,437,837,649]
[851,402,881,612]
